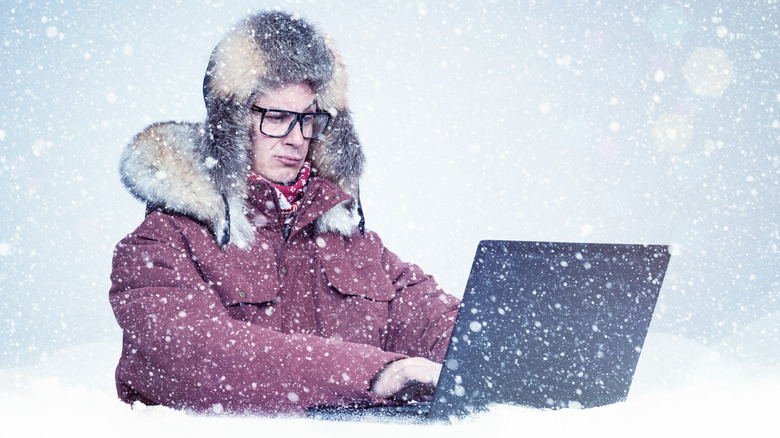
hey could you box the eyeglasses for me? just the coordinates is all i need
[250,105,331,139]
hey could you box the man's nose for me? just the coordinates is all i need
[284,119,306,145]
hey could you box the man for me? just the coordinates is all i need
[110,10,459,415]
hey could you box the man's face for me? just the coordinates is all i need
[250,82,315,184]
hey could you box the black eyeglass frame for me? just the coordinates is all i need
[250,105,331,140]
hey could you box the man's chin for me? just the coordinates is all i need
[269,171,298,185]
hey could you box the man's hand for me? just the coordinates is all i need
[370,357,442,400]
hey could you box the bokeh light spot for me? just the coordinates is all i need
[652,114,693,153]
[682,47,734,97]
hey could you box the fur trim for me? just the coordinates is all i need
[120,122,254,249]
[317,35,349,111]
[316,201,361,236]
[206,27,268,102]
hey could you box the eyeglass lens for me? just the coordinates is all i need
[260,110,329,139]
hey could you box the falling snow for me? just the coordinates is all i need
[0,0,778,434]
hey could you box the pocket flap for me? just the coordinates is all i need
[212,269,281,307]
[201,247,282,307]
[317,234,396,301]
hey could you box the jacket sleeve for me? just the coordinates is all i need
[109,213,405,415]
[376,234,461,362]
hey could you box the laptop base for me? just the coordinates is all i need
[307,403,433,423]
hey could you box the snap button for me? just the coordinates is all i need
[239,290,247,298]
[281,266,288,276]
[333,194,341,199]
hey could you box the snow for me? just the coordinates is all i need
[1,332,777,436]
[1,0,778,435]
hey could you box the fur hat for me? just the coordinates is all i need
[120,11,365,248]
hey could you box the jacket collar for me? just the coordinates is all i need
[247,177,355,239]
[120,121,360,250]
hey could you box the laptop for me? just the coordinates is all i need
[308,240,671,422]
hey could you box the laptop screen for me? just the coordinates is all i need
[430,240,671,420]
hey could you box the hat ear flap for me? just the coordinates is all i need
[309,108,364,200]
[309,35,363,201]
[316,35,349,112]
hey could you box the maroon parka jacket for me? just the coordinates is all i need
[109,175,460,415]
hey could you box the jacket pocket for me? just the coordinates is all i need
[316,233,396,301]
[200,246,282,307]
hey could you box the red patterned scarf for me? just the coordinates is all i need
[249,162,311,225]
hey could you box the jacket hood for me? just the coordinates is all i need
[119,11,364,249]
